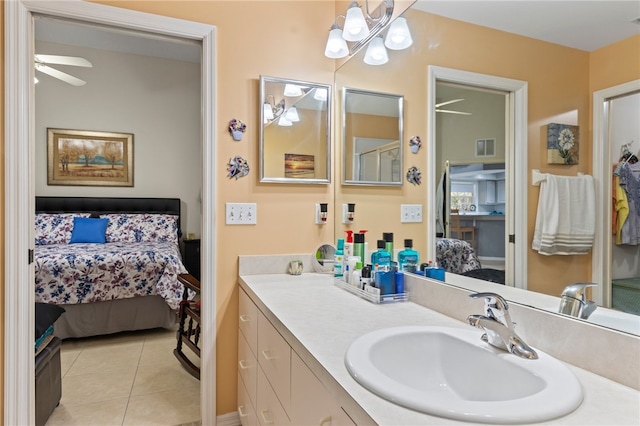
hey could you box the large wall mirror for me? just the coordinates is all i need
[342,88,404,185]
[333,1,640,336]
[260,75,331,184]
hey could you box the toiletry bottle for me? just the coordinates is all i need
[351,261,363,288]
[345,256,360,284]
[353,233,365,261]
[361,265,372,289]
[334,238,344,278]
[359,230,369,263]
[398,239,420,272]
[383,232,394,261]
[371,240,392,272]
[344,230,354,259]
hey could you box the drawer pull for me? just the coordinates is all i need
[238,360,251,369]
[238,405,249,417]
[260,410,274,424]
[239,314,251,322]
[319,415,332,426]
[261,350,276,361]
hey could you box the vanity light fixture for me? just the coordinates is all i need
[363,35,389,65]
[285,106,300,122]
[314,87,328,101]
[384,17,412,50]
[263,95,285,124]
[323,0,394,59]
[278,115,293,127]
[283,83,303,97]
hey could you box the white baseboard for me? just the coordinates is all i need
[216,411,241,426]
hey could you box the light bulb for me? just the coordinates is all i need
[285,107,300,122]
[324,25,348,58]
[284,84,302,97]
[364,36,388,65]
[343,3,369,42]
[385,17,413,50]
[278,115,293,126]
[314,88,328,101]
[263,103,274,122]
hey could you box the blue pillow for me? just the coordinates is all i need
[69,217,108,244]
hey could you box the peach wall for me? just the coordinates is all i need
[1,0,5,417]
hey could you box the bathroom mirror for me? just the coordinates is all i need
[342,88,404,185]
[312,244,336,273]
[333,2,640,336]
[260,75,331,184]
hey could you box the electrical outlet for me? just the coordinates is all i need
[401,204,423,223]
[226,203,257,225]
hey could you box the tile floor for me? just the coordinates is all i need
[46,326,201,426]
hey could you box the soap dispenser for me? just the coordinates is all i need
[344,230,354,259]
[398,239,420,272]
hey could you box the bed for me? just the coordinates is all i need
[436,237,505,284]
[35,196,189,339]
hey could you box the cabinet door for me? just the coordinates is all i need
[238,372,258,426]
[239,289,259,357]
[497,179,506,203]
[258,313,291,412]
[479,180,496,204]
[256,366,291,426]
[290,352,355,426]
[238,327,258,408]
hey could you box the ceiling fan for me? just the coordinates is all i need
[34,54,93,86]
[435,98,472,116]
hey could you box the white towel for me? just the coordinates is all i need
[532,174,595,255]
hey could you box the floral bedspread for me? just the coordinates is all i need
[34,242,188,310]
[436,238,482,273]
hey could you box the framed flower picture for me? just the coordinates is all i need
[547,123,579,165]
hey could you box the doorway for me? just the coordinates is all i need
[592,80,640,308]
[5,2,217,425]
[427,66,528,289]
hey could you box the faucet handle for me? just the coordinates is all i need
[561,283,597,301]
[469,292,512,326]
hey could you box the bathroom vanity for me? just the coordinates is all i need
[237,255,640,425]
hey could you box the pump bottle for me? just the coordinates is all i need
[344,230,354,259]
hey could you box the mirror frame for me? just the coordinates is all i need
[342,87,404,186]
[259,75,332,184]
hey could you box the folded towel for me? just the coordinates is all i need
[532,174,595,255]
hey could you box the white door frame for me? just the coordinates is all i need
[591,79,640,307]
[4,1,217,424]
[427,66,528,289]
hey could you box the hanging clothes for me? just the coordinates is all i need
[614,161,640,245]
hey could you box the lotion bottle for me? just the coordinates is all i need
[344,230,354,259]
[351,261,363,288]
[334,238,344,278]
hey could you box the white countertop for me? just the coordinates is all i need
[239,273,640,425]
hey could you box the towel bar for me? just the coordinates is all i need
[531,169,585,186]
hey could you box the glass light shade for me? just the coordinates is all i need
[278,115,293,126]
[285,107,300,122]
[363,36,388,65]
[385,17,413,50]
[343,4,369,41]
[324,26,349,58]
[263,103,274,122]
[284,84,303,97]
[314,88,328,101]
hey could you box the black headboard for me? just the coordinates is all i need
[35,196,182,236]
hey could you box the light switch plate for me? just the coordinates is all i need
[401,204,423,223]
[226,203,257,225]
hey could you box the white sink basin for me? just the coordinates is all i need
[345,326,583,424]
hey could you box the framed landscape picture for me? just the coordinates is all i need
[284,153,315,178]
[47,128,134,186]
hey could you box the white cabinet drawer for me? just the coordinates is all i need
[238,372,258,426]
[257,366,291,426]
[239,288,258,357]
[238,327,258,408]
[290,352,355,426]
[258,312,291,412]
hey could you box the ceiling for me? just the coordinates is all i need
[412,1,640,52]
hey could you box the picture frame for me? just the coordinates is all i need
[547,123,579,165]
[284,153,315,178]
[47,128,134,186]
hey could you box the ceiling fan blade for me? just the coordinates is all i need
[35,54,92,68]
[435,98,464,108]
[35,64,86,86]
[436,109,472,116]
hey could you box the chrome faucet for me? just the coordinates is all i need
[467,292,538,359]
[559,283,598,319]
